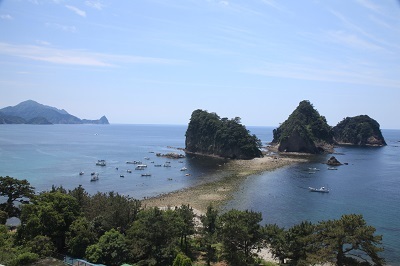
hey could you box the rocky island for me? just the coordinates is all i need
[271,100,334,154]
[185,109,262,159]
[0,100,109,125]
[332,115,386,146]
[271,100,387,154]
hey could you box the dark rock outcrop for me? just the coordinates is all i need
[327,156,342,166]
[272,100,334,154]
[332,115,386,146]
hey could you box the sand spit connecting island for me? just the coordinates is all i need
[142,154,306,213]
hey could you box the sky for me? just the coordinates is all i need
[0,0,400,129]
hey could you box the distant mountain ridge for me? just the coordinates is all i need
[0,100,109,125]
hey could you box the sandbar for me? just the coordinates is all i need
[141,154,306,213]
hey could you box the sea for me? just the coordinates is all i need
[0,124,399,264]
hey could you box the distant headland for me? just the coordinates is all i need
[0,100,109,125]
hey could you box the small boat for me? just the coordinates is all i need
[91,172,96,176]
[328,167,338,170]
[90,174,99,182]
[154,164,162,167]
[127,169,132,173]
[137,164,147,168]
[135,166,145,170]
[180,167,187,171]
[141,173,151,176]
[163,164,171,167]
[144,157,150,160]
[185,173,191,176]
[308,167,320,171]
[309,186,329,193]
[120,174,124,178]
[96,160,106,166]
[79,171,84,175]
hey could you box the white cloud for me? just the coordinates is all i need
[65,5,86,17]
[243,61,400,89]
[0,42,184,67]
[0,14,13,20]
[85,0,105,10]
[356,0,383,14]
[45,22,77,33]
[327,30,382,51]
[36,40,51,46]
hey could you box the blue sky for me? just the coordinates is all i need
[1,0,400,129]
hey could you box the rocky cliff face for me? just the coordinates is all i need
[272,100,333,154]
[332,115,386,146]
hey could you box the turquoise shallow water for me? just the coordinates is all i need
[0,124,399,264]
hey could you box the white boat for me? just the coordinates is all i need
[308,167,320,171]
[309,186,329,193]
[180,167,187,171]
[96,160,106,166]
[79,171,84,175]
[328,167,338,170]
[90,174,99,182]
[127,169,132,173]
[135,166,145,170]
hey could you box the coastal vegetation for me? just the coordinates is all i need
[272,100,333,153]
[0,177,385,266]
[185,109,262,159]
[272,100,386,153]
[332,115,386,146]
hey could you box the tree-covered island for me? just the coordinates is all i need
[185,109,262,159]
[271,100,386,154]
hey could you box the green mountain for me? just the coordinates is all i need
[332,115,386,146]
[185,109,262,159]
[272,100,333,154]
[0,100,109,124]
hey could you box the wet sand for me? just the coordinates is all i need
[142,154,306,213]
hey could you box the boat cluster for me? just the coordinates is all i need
[79,156,190,182]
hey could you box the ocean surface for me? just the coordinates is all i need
[0,124,399,264]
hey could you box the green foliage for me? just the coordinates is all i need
[0,176,35,217]
[332,115,386,145]
[265,214,385,266]
[66,217,96,258]
[17,191,81,251]
[173,253,192,266]
[263,224,287,264]
[185,109,262,159]
[200,205,218,266]
[26,235,55,258]
[0,210,8,224]
[272,100,333,152]
[85,228,129,266]
[80,191,141,234]
[217,209,263,265]
[313,214,385,266]
[13,252,39,265]
[127,207,181,265]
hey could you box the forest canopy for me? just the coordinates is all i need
[185,109,262,159]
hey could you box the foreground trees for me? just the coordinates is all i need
[0,176,34,217]
[0,182,386,266]
[265,214,385,266]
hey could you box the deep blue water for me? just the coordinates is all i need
[0,124,399,264]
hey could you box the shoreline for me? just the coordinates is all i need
[141,154,307,213]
